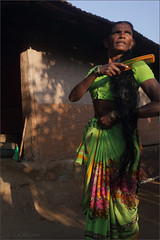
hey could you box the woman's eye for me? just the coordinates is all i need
[125,31,131,34]
[112,31,120,34]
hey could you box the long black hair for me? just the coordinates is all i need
[109,22,139,181]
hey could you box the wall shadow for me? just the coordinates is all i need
[0,159,86,239]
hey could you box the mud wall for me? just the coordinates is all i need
[20,48,159,162]
[20,48,94,162]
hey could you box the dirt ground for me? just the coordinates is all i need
[0,146,159,240]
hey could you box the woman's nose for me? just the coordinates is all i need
[119,31,125,38]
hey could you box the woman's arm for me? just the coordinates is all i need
[69,62,127,102]
[137,78,160,118]
[69,71,96,102]
[99,78,160,128]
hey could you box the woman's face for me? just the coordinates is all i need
[108,23,135,55]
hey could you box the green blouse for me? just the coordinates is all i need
[88,61,155,101]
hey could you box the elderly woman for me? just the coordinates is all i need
[69,21,160,239]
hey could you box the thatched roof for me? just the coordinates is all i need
[2,0,159,80]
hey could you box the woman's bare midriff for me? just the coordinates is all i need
[93,99,115,118]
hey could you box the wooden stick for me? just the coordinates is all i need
[19,117,27,160]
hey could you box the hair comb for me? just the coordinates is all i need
[122,54,155,71]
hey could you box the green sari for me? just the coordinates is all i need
[76,118,142,239]
[75,60,154,239]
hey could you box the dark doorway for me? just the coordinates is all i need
[1,47,23,146]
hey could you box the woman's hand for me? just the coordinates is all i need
[98,111,117,129]
[99,62,128,77]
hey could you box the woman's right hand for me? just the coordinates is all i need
[99,62,128,77]
[69,62,128,102]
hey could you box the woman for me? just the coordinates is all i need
[69,21,160,239]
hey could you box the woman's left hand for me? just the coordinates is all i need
[98,113,116,129]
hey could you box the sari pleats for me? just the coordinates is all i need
[76,118,142,239]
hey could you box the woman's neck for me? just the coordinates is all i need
[109,54,123,63]
[108,49,123,62]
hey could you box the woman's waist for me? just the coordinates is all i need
[93,99,115,118]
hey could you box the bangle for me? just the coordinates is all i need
[94,66,101,77]
[110,110,117,121]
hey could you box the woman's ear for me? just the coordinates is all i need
[129,39,135,49]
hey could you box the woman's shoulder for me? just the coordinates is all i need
[132,60,155,84]
[132,60,148,68]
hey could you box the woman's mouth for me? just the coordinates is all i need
[116,41,126,45]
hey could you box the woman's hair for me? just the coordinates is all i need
[109,21,139,182]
